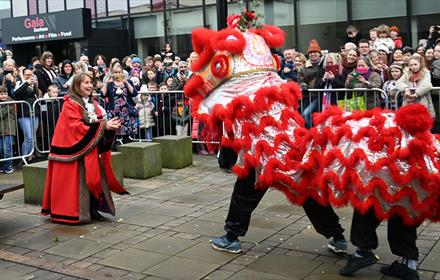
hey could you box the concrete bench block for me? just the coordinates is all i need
[111,152,124,186]
[118,142,162,179]
[23,160,48,205]
[153,136,193,169]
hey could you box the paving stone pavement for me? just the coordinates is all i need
[0,154,439,279]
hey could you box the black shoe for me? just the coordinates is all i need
[90,209,106,221]
[339,251,379,276]
[381,261,419,280]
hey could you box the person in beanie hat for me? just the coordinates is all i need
[298,39,323,128]
[307,39,322,54]
[389,26,403,49]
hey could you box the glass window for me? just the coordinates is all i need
[29,0,38,14]
[12,0,28,16]
[134,12,165,38]
[412,0,440,15]
[178,0,201,8]
[352,0,405,20]
[297,0,346,52]
[152,0,163,11]
[411,0,440,48]
[108,0,127,16]
[66,0,84,9]
[85,0,95,17]
[48,0,64,12]
[0,0,11,32]
[38,0,47,13]
[96,0,106,17]
[130,0,150,13]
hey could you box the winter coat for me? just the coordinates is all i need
[14,80,40,117]
[280,60,297,81]
[373,38,395,52]
[396,68,435,118]
[34,64,57,94]
[0,97,16,136]
[298,60,322,99]
[136,100,155,128]
[392,37,403,49]
[431,59,440,87]
[54,74,71,97]
[172,101,190,126]
[345,70,382,109]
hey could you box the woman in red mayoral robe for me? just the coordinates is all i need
[42,73,128,224]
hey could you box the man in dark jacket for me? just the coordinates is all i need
[0,58,16,98]
[298,39,323,128]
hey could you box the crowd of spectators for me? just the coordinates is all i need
[0,23,440,173]
[278,24,440,128]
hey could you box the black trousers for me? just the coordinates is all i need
[218,147,238,169]
[224,169,344,239]
[350,208,419,260]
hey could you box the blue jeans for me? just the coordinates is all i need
[140,127,153,141]
[18,117,39,156]
[302,99,318,128]
[0,135,14,170]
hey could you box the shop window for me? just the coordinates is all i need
[96,0,106,17]
[13,0,28,16]
[38,0,47,13]
[85,0,95,17]
[352,0,405,20]
[108,0,127,16]
[297,0,346,53]
[0,0,11,32]
[66,0,84,10]
[29,0,37,15]
[178,0,202,8]
[130,0,150,14]
[48,0,64,12]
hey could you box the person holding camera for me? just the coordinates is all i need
[345,57,382,109]
[101,64,138,145]
[93,54,107,82]
[14,68,41,162]
[427,25,440,49]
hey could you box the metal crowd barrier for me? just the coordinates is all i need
[393,87,440,111]
[0,100,34,166]
[33,97,64,154]
[303,88,389,127]
[128,90,219,144]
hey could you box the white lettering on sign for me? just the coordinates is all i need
[11,30,74,42]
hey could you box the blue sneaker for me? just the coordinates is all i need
[327,238,348,254]
[210,235,242,253]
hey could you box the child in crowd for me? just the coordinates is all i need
[0,86,16,174]
[374,24,395,52]
[42,85,61,141]
[382,64,404,109]
[136,85,156,141]
[389,26,403,49]
[172,97,190,136]
[129,68,141,91]
[43,85,59,99]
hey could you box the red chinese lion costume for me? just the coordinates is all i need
[184,19,440,226]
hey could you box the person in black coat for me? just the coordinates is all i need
[14,68,41,161]
[34,51,57,94]
[315,53,346,107]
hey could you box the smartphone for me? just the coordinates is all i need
[325,65,338,75]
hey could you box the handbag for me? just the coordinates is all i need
[337,92,366,112]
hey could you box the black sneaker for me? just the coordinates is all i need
[381,261,419,280]
[339,251,379,276]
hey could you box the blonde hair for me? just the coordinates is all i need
[408,54,427,80]
[293,53,307,64]
[376,24,390,36]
